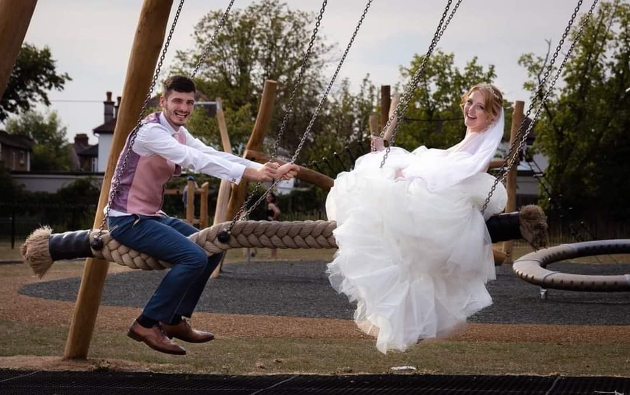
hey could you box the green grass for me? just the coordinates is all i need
[1,319,630,376]
[2,237,630,376]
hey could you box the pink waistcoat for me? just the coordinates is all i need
[109,112,185,215]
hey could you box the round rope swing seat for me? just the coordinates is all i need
[21,205,548,279]
[513,239,630,294]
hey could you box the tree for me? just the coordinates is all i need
[174,0,333,154]
[519,0,630,221]
[1,43,71,122]
[300,76,378,167]
[5,110,73,172]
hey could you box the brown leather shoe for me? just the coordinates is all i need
[161,319,215,343]
[127,320,186,355]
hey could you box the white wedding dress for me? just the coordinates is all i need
[326,112,507,354]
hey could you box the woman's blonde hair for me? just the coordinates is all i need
[460,83,503,123]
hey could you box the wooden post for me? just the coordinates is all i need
[0,0,38,100]
[383,93,400,142]
[225,80,277,221]
[502,100,524,263]
[211,98,235,278]
[186,178,195,225]
[380,85,391,130]
[64,0,174,360]
[199,182,209,229]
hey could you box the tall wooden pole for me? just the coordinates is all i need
[0,0,38,100]
[210,98,234,278]
[380,85,391,130]
[502,100,525,264]
[225,80,278,221]
[64,0,174,359]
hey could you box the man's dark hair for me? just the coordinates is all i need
[162,75,195,97]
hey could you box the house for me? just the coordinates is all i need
[92,91,120,173]
[0,130,33,171]
[70,133,98,172]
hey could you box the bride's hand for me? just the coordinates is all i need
[370,136,389,152]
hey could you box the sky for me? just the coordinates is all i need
[17,0,592,144]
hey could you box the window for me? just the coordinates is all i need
[19,151,25,165]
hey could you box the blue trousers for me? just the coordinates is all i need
[108,215,223,324]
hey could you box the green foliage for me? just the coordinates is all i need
[301,76,378,165]
[174,0,333,156]
[4,110,73,171]
[0,165,25,210]
[519,1,630,219]
[0,43,71,121]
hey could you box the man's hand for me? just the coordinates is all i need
[276,163,299,180]
[243,162,279,182]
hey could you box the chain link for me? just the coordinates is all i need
[378,0,461,168]
[94,0,186,245]
[480,0,599,215]
[222,0,373,234]
[191,0,236,79]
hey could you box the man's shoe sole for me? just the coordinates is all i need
[127,330,187,355]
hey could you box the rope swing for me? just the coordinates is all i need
[20,1,552,277]
[23,206,547,277]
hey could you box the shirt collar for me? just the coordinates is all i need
[158,112,182,136]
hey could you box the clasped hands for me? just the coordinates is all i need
[245,161,299,182]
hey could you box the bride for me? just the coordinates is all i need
[326,83,507,353]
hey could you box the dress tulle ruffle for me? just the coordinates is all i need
[326,148,507,353]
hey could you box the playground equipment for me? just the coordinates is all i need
[164,178,210,230]
[9,0,557,360]
[513,240,630,299]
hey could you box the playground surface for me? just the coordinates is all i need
[2,258,630,393]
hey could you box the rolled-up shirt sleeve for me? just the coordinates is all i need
[134,124,256,184]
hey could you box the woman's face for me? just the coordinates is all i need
[463,90,490,133]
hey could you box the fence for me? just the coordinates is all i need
[1,202,628,251]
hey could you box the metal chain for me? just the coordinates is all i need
[93,0,186,247]
[191,0,236,79]
[271,0,328,162]
[222,0,373,235]
[480,0,599,215]
[378,0,461,168]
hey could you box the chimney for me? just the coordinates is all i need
[104,91,115,122]
[114,96,122,118]
[74,133,89,148]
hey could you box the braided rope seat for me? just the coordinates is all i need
[22,205,548,279]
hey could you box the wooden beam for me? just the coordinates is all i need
[64,0,174,360]
[380,85,391,130]
[502,100,525,264]
[211,98,234,278]
[0,0,38,100]
[225,80,277,221]
[244,149,334,190]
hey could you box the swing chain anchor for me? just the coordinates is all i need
[217,230,231,244]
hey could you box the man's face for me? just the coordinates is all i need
[160,90,195,128]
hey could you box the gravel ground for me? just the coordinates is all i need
[18,260,630,326]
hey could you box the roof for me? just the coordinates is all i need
[77,144,98,157]
[92,117,117,135]
[0,130,34,150]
